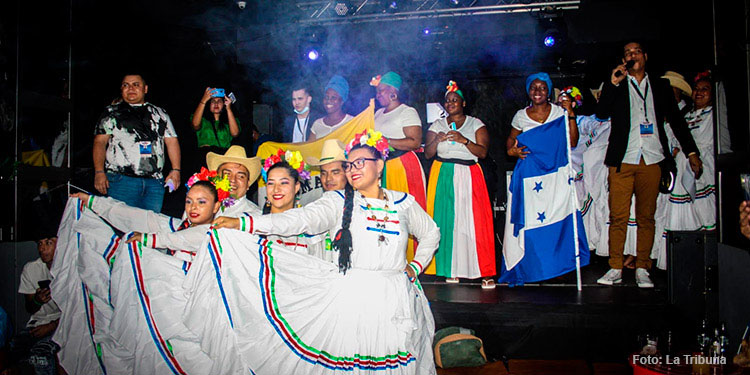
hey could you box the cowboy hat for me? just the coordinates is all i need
[661,71,692,97]
[305,139,346,167]
[206,145,261,183]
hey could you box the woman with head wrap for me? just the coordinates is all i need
[506,72,579,159]
[665,71,716,232]
[371,71,428,261]
[309,75,354,141]
[423,81,496,288]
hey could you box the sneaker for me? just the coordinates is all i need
[635,268,654,288]
[445,277,459,284]
[597,268,622,285]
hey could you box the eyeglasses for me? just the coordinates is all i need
[343,158,379,171]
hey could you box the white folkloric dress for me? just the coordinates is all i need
[180,189,440,375]
[666,106,716,231]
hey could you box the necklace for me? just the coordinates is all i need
[361,189,390,243]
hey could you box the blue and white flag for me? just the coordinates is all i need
[500,115,589,286]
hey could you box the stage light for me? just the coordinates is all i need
[334,1,352,16]
[306,49,320,61]
[384,0,400,13]
[422,28,431,35]
[543,35,556,47]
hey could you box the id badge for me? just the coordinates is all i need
[640,123,654,136]
[139,141,153,157]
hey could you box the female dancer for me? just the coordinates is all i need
[424,80,496,288]
[208,129,439,374]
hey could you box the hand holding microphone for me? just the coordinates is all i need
[611,60,635,86]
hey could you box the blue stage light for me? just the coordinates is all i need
[543,35,556,47]
[422,28,431,35]
[307,49,320,61]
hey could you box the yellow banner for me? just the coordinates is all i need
[256,99,374,188]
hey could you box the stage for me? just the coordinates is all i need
[422,255,693,364]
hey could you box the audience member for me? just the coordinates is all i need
[596,41,702,288]
[309,75,354,141]
[191,87,240,153]
[283,83,322,143]
[93,73,181,212]
[250,123,274,156]
[9,228,61,375]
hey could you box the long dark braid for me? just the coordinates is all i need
[333,183,355,273]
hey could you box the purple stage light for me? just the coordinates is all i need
[543,35,556,47]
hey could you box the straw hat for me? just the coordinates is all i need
[661,71,692,97]
[206,145,261,183]
[590,82,604,102]
[305,139,346,167]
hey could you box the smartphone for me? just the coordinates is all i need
[38,280,51,289]
[741,174,750,201]
[227,92,237,104]
[211,88,225,98]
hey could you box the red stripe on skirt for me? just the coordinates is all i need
[469,164,496,277]
[399,151,427,210]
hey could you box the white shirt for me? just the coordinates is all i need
[18,258,61,327]
[310,114,354,139]
[292,114,312,143]
[374,104,422,139]
[428,116,485,162]
[622,74,664,165]
[511,104,565,132]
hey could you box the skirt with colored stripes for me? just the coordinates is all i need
[666,149,716,232]
[382,150,427,262]
[424,160,496,278]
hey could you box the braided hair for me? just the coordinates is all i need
[332,144,382,274]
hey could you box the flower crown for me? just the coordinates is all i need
[369,75,382,87]
[561,86,583,108]
[186,167,235,208]
[694,70,711,83]
[261,149,311,182]
[445,80,464,100]
[345,129,390,159]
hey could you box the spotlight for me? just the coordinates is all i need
[334,1,352,16]
[422,28,431,35]
[306,49,320,61]
[446,0,462,6]
[543,35,556,47]
[384,0,400,13]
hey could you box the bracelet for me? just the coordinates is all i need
[200,101,207,105]
[95,170,106,174]
[464,139,470,145]
[568,116,576,120]
[172,169,181,172]
[33,296,43,306]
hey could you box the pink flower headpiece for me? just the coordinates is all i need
[345,129,390,159]
[186,167,235,208]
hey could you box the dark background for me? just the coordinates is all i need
[0,0,748,246]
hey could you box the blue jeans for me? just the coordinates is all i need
[9,328,59,375]
[107,172,164,212]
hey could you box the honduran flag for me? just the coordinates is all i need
[500,115,589,286]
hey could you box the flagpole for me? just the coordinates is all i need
[564,111,582,291]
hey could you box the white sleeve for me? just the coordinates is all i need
[427,118,444,134]
[242,191,340,236]
[87,196,176,233]
[163,110,178,138]
[18,262,38,294]
[401,106,422,128]
[511,110,524,131]
[139,225,209,252]
[405,201,440,275]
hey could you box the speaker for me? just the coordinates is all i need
[667,231,718,323]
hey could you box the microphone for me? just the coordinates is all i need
[615,60,636,77]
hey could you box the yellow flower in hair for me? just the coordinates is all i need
[288,150,303,170]
[365,131,382,147]
[214,175,231,192]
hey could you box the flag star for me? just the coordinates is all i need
[533,181,543,192]
[537,211,546,223]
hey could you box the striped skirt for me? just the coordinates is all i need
[382,150,427,262]
[424,160,496,278]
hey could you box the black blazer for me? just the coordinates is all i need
[595,75,699,168]
[282,110,322,143]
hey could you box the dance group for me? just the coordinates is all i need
[46,49,717,373]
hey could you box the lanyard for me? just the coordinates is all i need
[295,116,309,140]
[630,79,650,123]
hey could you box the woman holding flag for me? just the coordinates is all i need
[208,129,439,374]
[424,80,496,288]
[506,72,579,157]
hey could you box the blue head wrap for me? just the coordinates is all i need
[324,75,349,102]
[525,72,553,97]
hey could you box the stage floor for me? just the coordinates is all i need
[421,255,689,363]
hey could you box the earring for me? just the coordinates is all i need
[264,197,271,208]
[295,195,301,208]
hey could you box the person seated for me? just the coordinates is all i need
[9,227,61,375]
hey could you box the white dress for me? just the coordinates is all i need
[666,106,716,231]
[180,189,440,374]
